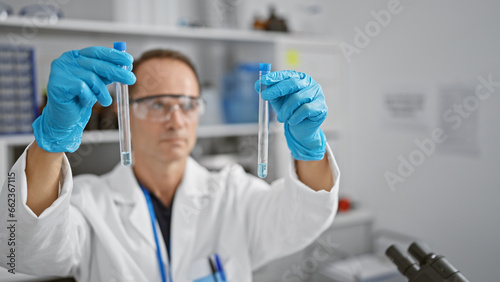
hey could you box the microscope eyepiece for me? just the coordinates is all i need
[385,245,419,279]
[386,242,470,282]
[408,242,431,265]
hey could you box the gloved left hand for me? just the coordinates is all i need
[33,47,135,153]
[255,70,327,161]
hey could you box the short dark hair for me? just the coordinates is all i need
[129,49,200,96]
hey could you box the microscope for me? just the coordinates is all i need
[385,242,469,282]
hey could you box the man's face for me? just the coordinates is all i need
[130,58,200,164]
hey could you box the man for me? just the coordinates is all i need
[0,46,339,281]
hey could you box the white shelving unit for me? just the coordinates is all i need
[2,17,279,42]
[197,123,258,138]
[0,17,345,183]
[0,16,330,43]
[0,16,351,282]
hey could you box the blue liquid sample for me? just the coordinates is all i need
[258,163,268,178]
[121,152,132,166]
[258,63,271,180]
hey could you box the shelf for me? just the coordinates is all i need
[197,123,259,138]
[0,17,330,44]
[0,122,342,146]
[0,133,35,146]
[0,130,120,147]
[0,124,269,146]
[80,129,120,144]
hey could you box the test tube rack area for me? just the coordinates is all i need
[0,45,38,135]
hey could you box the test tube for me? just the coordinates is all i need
[258,63,271,178]
[113,42,132,166]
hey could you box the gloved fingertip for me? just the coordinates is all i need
[102,101,112,107]
[99,95,113,107]
[127,72,137,85]
[315,109,328,120]
[123,52,134,66]
[254,80,260,93]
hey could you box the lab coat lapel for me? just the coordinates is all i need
[171,157,211,278]
[107,163,157,250]
[129,191,157,249]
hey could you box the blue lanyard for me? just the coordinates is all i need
[140,184,171,282]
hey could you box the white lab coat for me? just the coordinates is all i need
[0,143,340,282]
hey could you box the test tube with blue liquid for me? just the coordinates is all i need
[258,63,271,178]
[113,42,132,166]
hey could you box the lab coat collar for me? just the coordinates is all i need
[177,157,211,198]
[107,157,209,203]
[105,163,157,250]
[106,157,211,277]
[106,163,141,204]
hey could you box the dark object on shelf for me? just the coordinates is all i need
[265,6,288,32]
[82,103,118,131]
[386,242,469,282]
[252,16,266,30]
[252,6,289,32]
[85,105,100,131]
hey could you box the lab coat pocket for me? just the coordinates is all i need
[188,255,233,282]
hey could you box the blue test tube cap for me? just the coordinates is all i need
[113,42,127,51]
[259,63,271,72]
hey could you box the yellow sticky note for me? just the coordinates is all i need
[285,49,300,68]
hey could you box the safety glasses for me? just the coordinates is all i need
[130,94,205,122]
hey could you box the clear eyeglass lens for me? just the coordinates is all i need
[132,96,203,122]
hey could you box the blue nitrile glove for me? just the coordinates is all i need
[33,47,136,153]
[256,70,327,161]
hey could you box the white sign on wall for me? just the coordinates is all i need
[382,92,427,130]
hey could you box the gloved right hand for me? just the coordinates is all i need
[256,70,328,161]
[33,47,136,153]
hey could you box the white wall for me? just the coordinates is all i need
[242,0,500,280]
[281,0,499,281]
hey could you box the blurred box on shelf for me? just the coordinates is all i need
[0,45,38,135]
[222,62,260,124]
